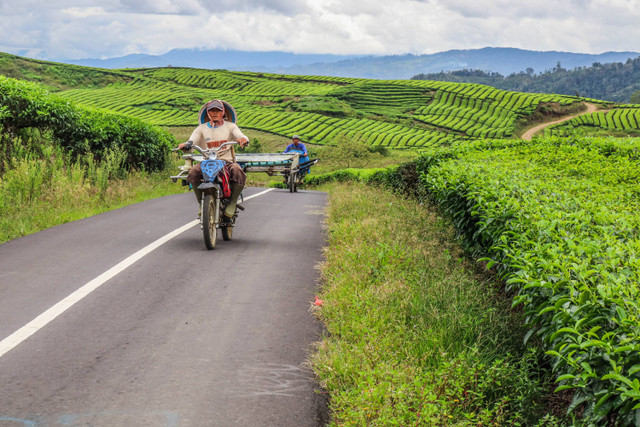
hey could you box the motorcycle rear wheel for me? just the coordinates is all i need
[288,172,297,193]
[202,194,217,250]
[222,225,233,241]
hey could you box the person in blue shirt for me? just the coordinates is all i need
[283,135,311,179]
[284,135,308,157]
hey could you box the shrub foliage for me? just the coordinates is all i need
[310,136,640,424]
[0,75,175,172]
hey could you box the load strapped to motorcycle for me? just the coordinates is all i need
[235,150,317,193]
[170,100,318,249]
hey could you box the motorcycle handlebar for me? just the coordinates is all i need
[174,140,241,154]
[172,140,194,152]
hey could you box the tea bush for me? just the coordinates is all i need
[0,75,175,172]
[309,136,640,423]
[366,136,640,424]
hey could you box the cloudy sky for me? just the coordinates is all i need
[1,0,639,60]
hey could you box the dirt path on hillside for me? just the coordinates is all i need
[521,102,606,140]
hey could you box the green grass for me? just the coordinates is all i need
[312,182,564,426]
[546,125,640,138]
[543,108,640,138]
[0,51,133,91]
[0,140,182,244]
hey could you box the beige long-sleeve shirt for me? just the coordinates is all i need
[188,121,248,163]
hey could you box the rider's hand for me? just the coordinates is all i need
[238,137,249,148]
[178,143,186,150]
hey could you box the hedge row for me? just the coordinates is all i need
[0,75,175,171]
[309,136,640,424]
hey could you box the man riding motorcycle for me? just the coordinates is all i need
[179,100,249,222]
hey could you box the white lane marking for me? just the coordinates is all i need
[243,187,274,201]
[0,188,275,359]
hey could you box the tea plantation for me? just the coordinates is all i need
[3,52,640,424]
[54,66,613,146]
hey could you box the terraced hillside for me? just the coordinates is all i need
[545,105,640,137]
[3,53,640,148]
[4,53,640,147]
[52,65,610,148]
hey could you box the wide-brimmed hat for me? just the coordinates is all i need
[198,100,237,124]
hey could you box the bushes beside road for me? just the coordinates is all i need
[1,75,175,172]
[311,135,640,424]
[0,76,180,243]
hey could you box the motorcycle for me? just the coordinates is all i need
[171,141,243,250]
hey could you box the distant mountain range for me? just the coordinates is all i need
[62,49,363,72]
[60,47,640,80]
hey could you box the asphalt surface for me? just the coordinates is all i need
[0,188,328,427]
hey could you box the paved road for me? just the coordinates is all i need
[0,188,328,427]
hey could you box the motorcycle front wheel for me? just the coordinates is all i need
[202,194,217,250]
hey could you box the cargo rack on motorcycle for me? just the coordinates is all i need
[235,151,318,193]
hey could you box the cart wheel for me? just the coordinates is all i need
[202,194,217,250]
[222,225,233,241]
[289,172,296,193]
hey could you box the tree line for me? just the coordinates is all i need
[412,57,640,103]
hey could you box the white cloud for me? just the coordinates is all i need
[62,7,107,18]
[0,0,639,60]
[116,0,204,15]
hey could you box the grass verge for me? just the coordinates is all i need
[311,182,563,425]
[0,144,182,244]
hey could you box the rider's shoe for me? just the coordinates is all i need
[224,183,244,218]
[195,188,202,220]
[221,214,233,225]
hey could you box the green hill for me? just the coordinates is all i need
[59,67,592,146]
[0,51,133,91]
[6,52,638,149]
